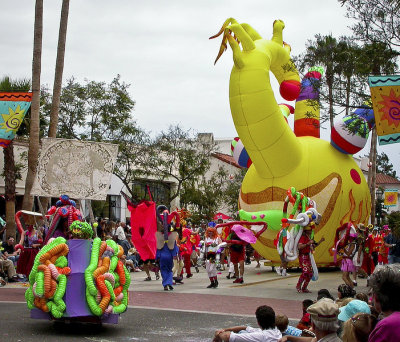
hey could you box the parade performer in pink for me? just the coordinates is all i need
[334,223,358,288]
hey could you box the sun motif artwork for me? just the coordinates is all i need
[0,92,32,148]
[369,75,400,145]
[377,89,400,127]
[1,105,26,133]
[384,189,398,207]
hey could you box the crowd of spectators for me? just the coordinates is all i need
[213,263,400,342]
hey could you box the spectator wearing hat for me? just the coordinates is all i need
[280,298,342,342]
[368,264,400,342]
[337,299,371,337]
[338,300,371,323]
[214,305,281,342]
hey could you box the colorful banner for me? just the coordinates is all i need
[368,75,400,145]
[0,92,32,148]
[384,189,398,207]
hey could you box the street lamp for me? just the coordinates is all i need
[376,187,384,200]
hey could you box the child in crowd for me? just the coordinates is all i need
[341,313,376,342]
[336,283,356,307]
[276,314,302,337]
[296,299,314,331]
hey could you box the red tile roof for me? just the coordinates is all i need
[212,152,241,169]
[376,173,400,185]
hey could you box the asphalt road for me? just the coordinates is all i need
[0,303,258,342]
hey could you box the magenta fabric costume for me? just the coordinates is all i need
[368,312,400,342]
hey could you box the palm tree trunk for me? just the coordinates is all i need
[3,141,16,239]
[22,0,43,211]
[44,0,70,211]
[48,0,70,138]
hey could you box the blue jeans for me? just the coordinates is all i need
[8,255,19,266]
[388,254,400,264]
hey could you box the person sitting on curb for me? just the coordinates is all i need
[213,305,282,342]
[0,249,19,284]
[2,236,21,266]
[279,298,342,342]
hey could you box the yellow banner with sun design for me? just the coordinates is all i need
[384,189,398,207]
[0,92,32,148]
[369,75,400,145]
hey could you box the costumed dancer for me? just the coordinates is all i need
[280,187,323,292]
[122,191,160,282]
[371,227,380,266]
[155,205,180,291]
[172,224,184,284]
[378,225,389,265]
[334,223,358,288]
[352,224,367,286]
[360,224,375,277]
[189,230,200,273]
[226,227,247,284]
[180,225,194,279]
[296,226,324,293]
[204,226,222,288]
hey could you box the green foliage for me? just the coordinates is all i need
[386,211,400,238]
[222,168,246,219]
[295,33,399,130]
[180,166,229,221]
[144,127,217,202]
[376,152,398,179]
[41,75,136,142]
[39,75,150,198]
[0,76,30,92]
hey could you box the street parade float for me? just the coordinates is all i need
[210,19,378,266]
[24,196,130,324]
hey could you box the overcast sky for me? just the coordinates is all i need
[1,0,399,174]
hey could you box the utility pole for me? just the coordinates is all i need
[368,127,377,226]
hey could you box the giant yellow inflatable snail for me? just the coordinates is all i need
[211,19,371,265]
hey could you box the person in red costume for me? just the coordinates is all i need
[226,230,247,284]
[296,226,324,293]
[371,228,381,266]
[378,226,389,265]
[180,226,194,278]
[360,225,375,277]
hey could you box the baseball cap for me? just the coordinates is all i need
[338,299,371,322]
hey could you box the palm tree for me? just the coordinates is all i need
[48,0,70,138]
[299,35,341,129]
[23,0,43,211]
[0,77,31,239]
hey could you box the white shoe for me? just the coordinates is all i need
[275,267,282,276]
[282,270,289,276]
